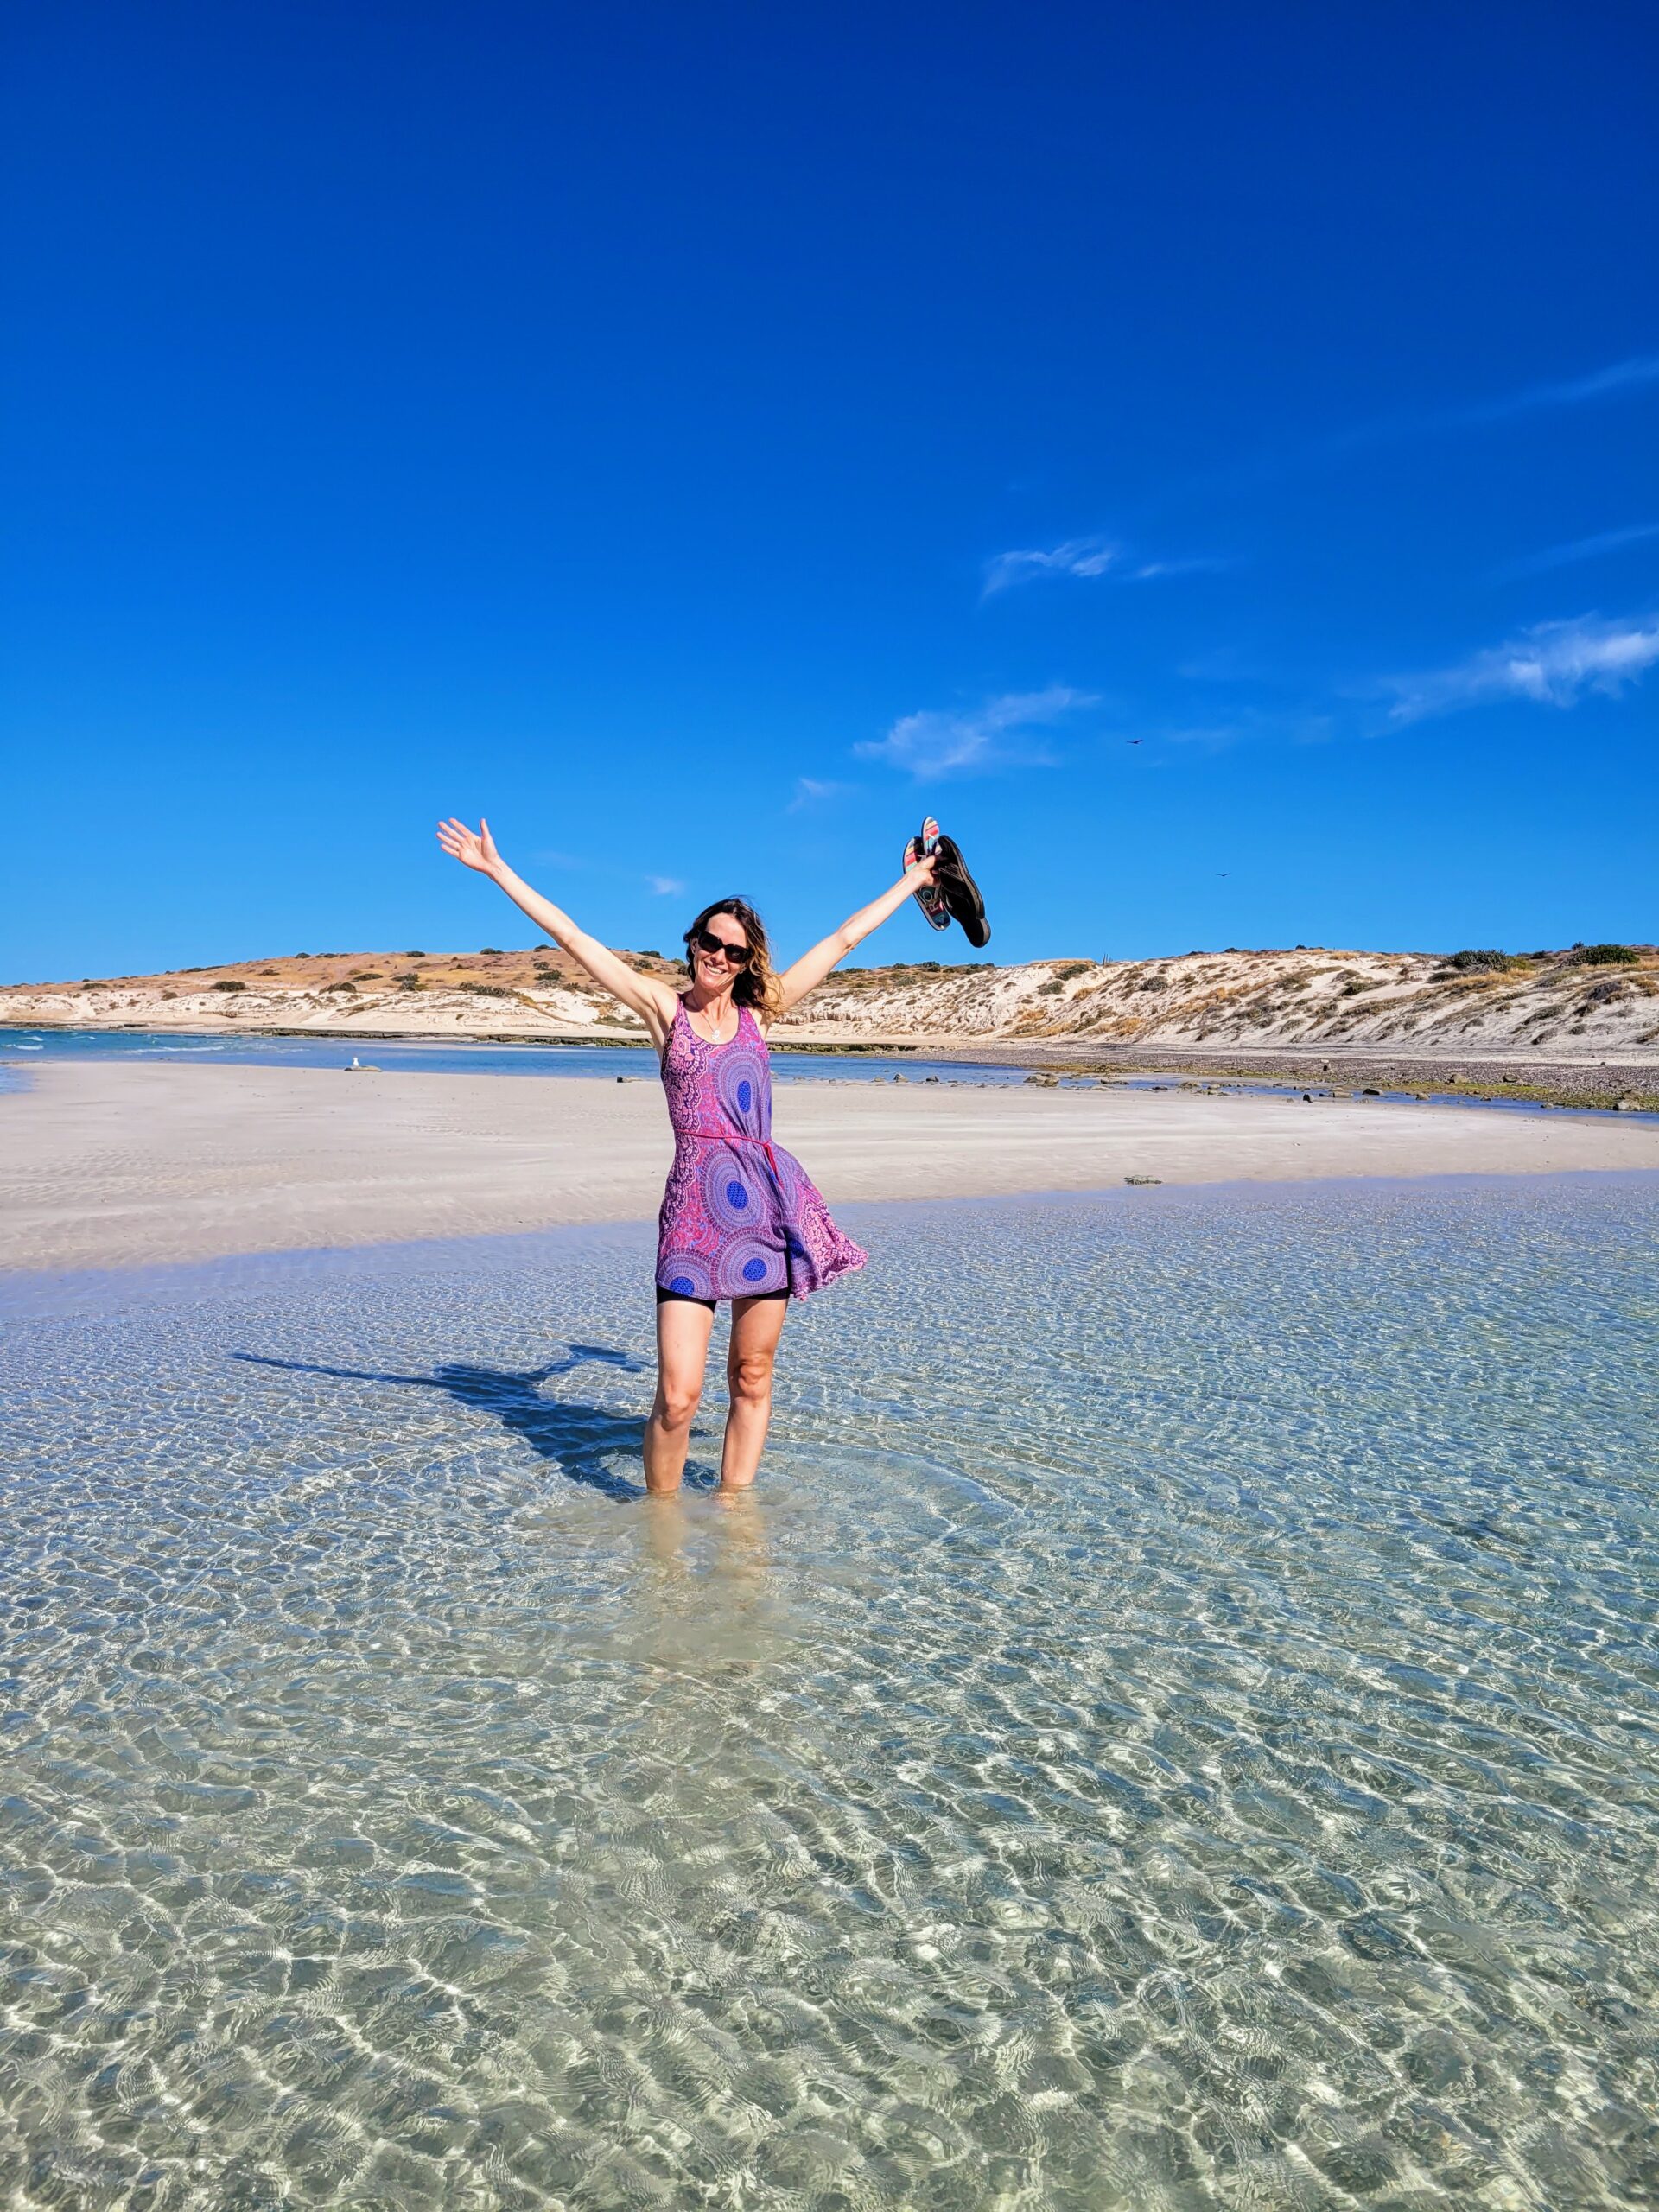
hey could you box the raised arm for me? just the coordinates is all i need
[435,818,680,1040]
[774,855,937,1016]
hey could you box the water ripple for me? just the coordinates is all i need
[2,1177,1656,2207]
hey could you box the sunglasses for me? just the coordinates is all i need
[693,929,752,965]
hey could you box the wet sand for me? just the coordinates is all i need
[3,1059,1657,1274]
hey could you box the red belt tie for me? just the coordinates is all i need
[688,1128,782,1182]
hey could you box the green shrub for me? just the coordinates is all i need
[480,947,504,957]
[397,975,423,991]
[1446,949,1521,972]
[1572,943,1639,965]
[212,978,247,993]
[467,982,510,997]
[321,979,356,994]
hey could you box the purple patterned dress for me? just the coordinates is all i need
[656,1000,867,1300]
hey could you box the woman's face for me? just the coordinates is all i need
[690,913,751,992]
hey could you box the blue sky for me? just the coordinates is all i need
[3,0,1656,981]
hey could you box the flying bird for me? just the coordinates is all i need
[1216,872,1231,877]
[1127,739,1144,745]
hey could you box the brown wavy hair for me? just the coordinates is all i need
[682,896,783,1020]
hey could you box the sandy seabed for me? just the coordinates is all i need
[3,1058,1658,1274]
[4,1176,1658,2207]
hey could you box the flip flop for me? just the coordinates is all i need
[905,817,951,931]
[931,833,991,948]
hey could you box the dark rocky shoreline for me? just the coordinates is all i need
[905,1038,1659,1109]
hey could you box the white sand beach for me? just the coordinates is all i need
[3,1058,1656,1274]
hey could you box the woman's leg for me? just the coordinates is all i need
[645,1297,715,1495]
[720,1294,789,1490]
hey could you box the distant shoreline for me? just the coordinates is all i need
[0,1018,921,1057]
[5,940,1656,1082]
[5,1016,1655,1111]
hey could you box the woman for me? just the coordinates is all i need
[435,817,937,1495]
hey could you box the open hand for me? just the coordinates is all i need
[436,817,501,874]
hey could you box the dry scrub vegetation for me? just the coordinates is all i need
[3,942,1656,1058]
[778,943,1659,1054]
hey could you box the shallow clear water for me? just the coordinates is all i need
[5,1030,1651,1128]
[3,1176,1657,2210]
[0,1027,1018,1086]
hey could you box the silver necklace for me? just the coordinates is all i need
[690,1004,735,1044]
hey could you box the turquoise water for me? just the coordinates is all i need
[0,1027,1016,1086]
[4,1031,1652,1128]
[3,1176,1657,2209]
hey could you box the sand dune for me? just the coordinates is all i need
[4,938,1656,1061]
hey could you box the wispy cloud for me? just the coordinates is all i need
[1493,521,1659,582]
[857,685,1095,779]
[786,776,853,811]
[1384,614,1659,722]
[646,874,685,896]
[982,537,1121,594]
[1329,355,1659,463]
[1454,353,1659,428]
[1194,352,1659,503]
[1129,556,1230,581]
[982,536,1223,597]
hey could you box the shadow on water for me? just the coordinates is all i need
[232,1344,655,1500]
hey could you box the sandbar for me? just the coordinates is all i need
[3,1059,1656,1275]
